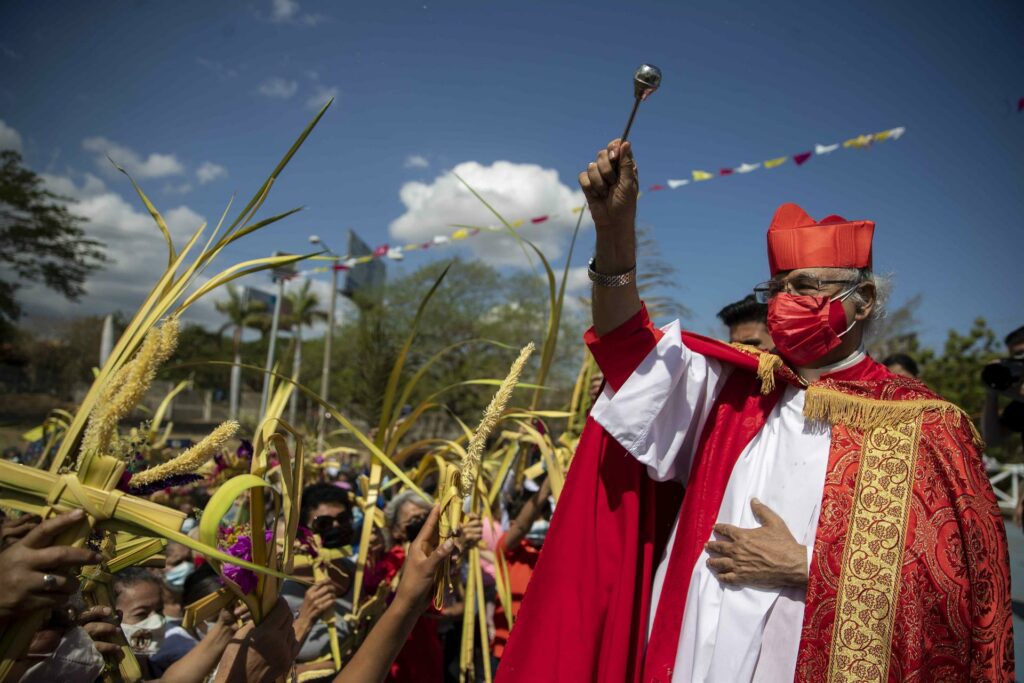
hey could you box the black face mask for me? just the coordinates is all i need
[320,521,354,549]
[403,514,427,542]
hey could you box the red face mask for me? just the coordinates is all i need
[767,291,855,366]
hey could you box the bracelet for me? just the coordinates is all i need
[587,257,636,288]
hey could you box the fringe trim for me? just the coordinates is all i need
[804,385,985,447]
[729,343,786,395]
[757,353,784,395]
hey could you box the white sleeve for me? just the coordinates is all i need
[589,320,730,483]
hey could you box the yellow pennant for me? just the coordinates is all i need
[692,170,713,181]
[764,157,787,169]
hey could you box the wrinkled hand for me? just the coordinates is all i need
[215,598,299,683]
[394,505,455,612]
[78,605,124,662]
[298,580,336,622]
[0,509,101,620]
[455,513,483,553]
[578,138,638,233]
[706,499,808,589]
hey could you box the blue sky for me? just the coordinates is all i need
[1,0,1022,348]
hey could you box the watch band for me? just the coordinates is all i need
[588,257,636,287]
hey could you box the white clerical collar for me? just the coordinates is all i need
[797,346,866,384]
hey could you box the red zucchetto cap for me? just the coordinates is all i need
[766,202,874,275]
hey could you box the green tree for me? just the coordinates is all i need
[322,258,584,432]
[918,318,1002,421]
[215,286,268,419]
[0,150,106,338]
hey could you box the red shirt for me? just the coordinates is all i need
[492,534,541,659]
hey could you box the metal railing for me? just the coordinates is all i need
[989,463,1024,512]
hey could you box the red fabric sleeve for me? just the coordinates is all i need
[584,304,664,392]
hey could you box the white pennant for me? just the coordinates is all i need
[815,143,840,155]
[736,162,761,174]
[887,126,906,140]
[666,179,689,189]
[386,247,404,260]
[433,235,450,245]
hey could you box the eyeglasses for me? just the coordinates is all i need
[752,275,858,303]
[311,512,350,535]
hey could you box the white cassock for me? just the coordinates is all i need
[589,320,865,683]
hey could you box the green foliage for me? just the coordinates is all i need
[163,323,228,390]
[918,317,1002,420]
[0,150,106,337]
[319,258,584,427]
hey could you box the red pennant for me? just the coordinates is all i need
[421,242,433,249]
[531,215,549,224]
[372,245,389,257]
[333,264,349,272]
[470,228,481,235]
[1018,97,1024,112]
[793,151,812,166]
[649,184,666,191]
[719,168,733,176]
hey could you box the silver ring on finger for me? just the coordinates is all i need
[42,573,59,592]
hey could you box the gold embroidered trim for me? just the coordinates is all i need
[825,417,922,682]
[804,385,984,447]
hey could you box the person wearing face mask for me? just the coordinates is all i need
[113,568,167,663]
[280,482,358,676]
[496,140,1013,683]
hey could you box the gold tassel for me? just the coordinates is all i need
[756,353,783,395]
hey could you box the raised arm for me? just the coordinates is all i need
[579,139,642,336]
[502,478,552,551]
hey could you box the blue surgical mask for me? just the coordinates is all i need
[164,561,194,590]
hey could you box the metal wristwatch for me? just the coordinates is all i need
[587,257,636,287]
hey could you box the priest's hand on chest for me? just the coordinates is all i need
[704,499,809,589]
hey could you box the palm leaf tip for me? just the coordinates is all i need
[459,342,535,497]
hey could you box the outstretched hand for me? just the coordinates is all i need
[578,139,638,233]
[395,505,455,612]
[705,499,808,589]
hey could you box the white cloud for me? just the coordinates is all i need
[82,137,184,179]
[404,154,429,169]
[0,118,23,152]
[196,161,228,184]
[270,0,326,25]
[305,85,338,111]
[389,160,589,267]
[257,77,298,99]
[271,0,299,20]
[19,172,210,324]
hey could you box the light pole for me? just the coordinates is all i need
[310,235,340,451]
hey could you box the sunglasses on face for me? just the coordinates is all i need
[311,512,351,535]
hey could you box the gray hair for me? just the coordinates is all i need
[831,268,891,337]
[383,490,430,532]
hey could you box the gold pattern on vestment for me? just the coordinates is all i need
[825,415,923,682]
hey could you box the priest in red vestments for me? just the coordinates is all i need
[496,139,1014,683]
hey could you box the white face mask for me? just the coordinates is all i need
[121,612,166,655]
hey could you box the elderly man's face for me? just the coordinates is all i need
[391,500,429,544]
[772,267,874,324]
